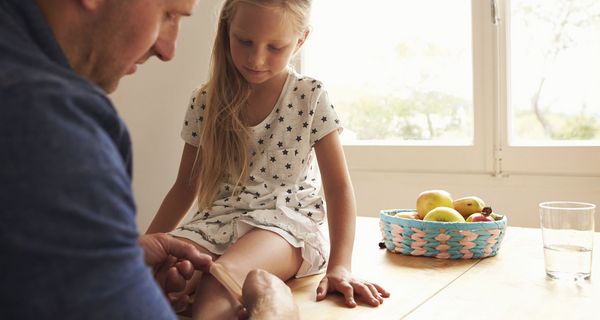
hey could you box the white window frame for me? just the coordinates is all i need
[302,0,600,177]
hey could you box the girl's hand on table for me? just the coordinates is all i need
[316,265,390,307]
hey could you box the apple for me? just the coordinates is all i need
[466,206,495,222]
[423,207,465,222]
[416,189,453,219]
[394,210,420,220]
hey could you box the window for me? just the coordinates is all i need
[301,0,600,176]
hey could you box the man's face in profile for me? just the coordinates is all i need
[88,0,198,93]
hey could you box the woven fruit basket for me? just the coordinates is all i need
[379,209,508,259]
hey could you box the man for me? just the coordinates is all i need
[0,0,297,319]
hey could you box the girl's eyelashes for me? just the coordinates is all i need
[268,45,282,52]
[235,36,286,51]
[238,38,253,46]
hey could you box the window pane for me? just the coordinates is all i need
[302,0,473,144]
[510,0,600,144]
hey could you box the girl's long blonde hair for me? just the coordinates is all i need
[194,0,312,210]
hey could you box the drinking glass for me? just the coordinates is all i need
[540,201,595,281]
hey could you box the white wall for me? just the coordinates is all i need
[111,0,600,233]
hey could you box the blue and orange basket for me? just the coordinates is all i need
[380,209,508,259]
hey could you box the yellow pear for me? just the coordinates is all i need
[423,207,465,222]
[416,190,453,219]
[453,196,486,218]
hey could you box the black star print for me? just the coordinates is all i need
[201,104,206,110]
[311,87,316,91]
[317,84,322,89]
[277,141,283,148]
[287,189,292,194]
[260,167,266,173]
[252,151,257,156]
[285,163,291,169]
[309,110,314,116]
[236,197,242,202]
[249,161,253,167]
[301,94,306,99]
[203,212,210,218]
[270,156,276,162]
[296,136,302,142]
[258,139,264,144]
[308,212,313,217]
[321,116,327,122]
[295,150,299,156]
[298,110,304,116]
[330,104,334,109]
[299,186,305,190]
[201,90,207,95]
[335,119,340,124]
[303,122,309,128]
[264,183,268,188]
[199,116,203,122]
[286,126,292,132]
[272,174,279,180]
[285,197,291,203]
[192,97,196,102]
[282,149,288,155]
[275,108,280,113]
[249,175,255,181]
[225,185,230,191]
[294,86,298,91]
[190,105,194,110]
[315,204,321,209]
[278,116,284,122]
[294,208,300,212]
[192,132,197,137]
[288,103,293,109]
[311,128,318,134]
[184,121,188,126]
[265,124,271,130]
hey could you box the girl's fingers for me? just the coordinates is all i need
[351,282,380,307]
[336,281,356,308]
[372,282,390,298]
[316,277,329,301]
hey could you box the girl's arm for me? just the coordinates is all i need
[314,131,389,307]
[146,143,199,234]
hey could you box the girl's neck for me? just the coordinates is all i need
[249,68,289,96]
[244,69,290,127]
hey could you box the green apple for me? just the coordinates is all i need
[423,207,465,222]
[416,189,453,219]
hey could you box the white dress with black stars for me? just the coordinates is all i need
[170,69,342,277]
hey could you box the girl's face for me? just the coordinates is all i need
[228,2,306,86]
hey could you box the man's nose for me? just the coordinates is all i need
[153,25,179,62]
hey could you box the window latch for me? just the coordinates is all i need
[491,0,500,25]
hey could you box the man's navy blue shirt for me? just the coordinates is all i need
[0,1,176,319]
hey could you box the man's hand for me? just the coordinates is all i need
[139,233,213,311]
[239,269,299,320]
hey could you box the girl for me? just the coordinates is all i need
[147,0,389,318]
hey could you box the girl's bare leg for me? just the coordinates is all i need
[191,228,302,320]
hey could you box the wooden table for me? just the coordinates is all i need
[288,216,600,319]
